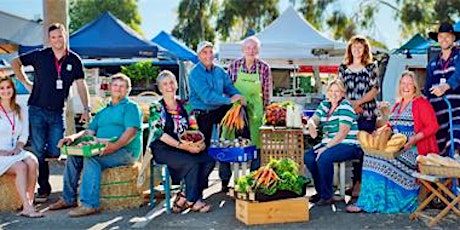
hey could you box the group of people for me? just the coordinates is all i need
[1,23,143,218]
[305,22,459,214]
[1,20,460,219]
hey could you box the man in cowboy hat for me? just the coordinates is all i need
[424,22,460,155]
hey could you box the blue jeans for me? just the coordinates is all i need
[304,144,362,200]
[62,148,135,208]
[184,161,215,202]
[29,105,65,195]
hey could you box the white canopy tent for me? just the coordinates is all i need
[219,6,346,68]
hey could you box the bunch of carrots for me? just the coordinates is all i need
[252,166,280,189]
[220,103,247,131]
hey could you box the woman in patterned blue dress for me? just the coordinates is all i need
[346,71,439,213]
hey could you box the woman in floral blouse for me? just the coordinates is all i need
[338,35,380,197]
[149,70,215,213]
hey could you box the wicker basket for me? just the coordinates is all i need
[260,127,305,174]
[419,164,460,178]
[179,130,205,149]
[362,147,402,159]
[130,91,161,122]
[99,163,145,211]
[0,175,22,212]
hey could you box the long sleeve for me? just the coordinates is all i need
[447,55,460,90]
[414,97,439,138]
[148,101,166,144]
[189,67,232,107]
[18,106,29,144]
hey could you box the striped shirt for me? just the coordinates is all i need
[314,99,359,147]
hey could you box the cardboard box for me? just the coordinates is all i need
[235,197,309,225]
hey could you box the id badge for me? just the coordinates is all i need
[56,79,63,89]
[440,78,447,85]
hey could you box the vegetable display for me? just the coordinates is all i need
[220,103,248,132]
[235,158,309,196]
[264,101,295,126]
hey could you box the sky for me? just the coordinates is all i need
[0,0,402,49]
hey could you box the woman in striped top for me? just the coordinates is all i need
[304,79,362,206]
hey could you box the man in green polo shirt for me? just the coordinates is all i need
[48,73,142,217]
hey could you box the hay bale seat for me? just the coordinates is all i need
[99,163,145,211]
[0,175,22,212]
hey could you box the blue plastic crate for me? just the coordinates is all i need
[208,145,257,162]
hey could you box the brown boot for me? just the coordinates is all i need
[49,198,77,210]
[68,206,98,217]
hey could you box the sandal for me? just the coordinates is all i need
[187,201,211,213]
[345,205,363,213]
[172,192,187,213]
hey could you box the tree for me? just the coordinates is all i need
[298,0,336,30]
[216,0,279,41]
[396,0,460,38]
[172,0,218,50]
[69,0,142,35]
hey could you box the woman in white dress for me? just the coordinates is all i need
[0,76,42,218]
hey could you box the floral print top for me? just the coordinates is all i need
[148,99,198,143]
[338,62,380,119]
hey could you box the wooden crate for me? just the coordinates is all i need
[260,127,305,173]
[235,197,309,225]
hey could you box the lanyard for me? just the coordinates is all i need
[54,54,67,79]
[0,103,15,136]
[439,51,453,72]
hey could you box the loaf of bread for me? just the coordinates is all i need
[377,127,392,150]
[357,131,370,148]
[386,133,407,148]
[425,153,460,168]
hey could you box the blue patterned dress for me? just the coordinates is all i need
[356,101,419,213]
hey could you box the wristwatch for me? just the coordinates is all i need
[83,106,91,113]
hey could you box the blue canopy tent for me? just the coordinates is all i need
[151,31,198,63]
[393,33,434,54]
[69,12,158,58]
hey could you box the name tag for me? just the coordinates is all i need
[56,79,63,89]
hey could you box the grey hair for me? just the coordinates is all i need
[110,73,132,92]
[242,36,261,49]
[156,70,177,92]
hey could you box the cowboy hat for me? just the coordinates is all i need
[428,22,460,41]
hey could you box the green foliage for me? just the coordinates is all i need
[69,0,142,35]
[298,0,336,30]
[216,0,280,41]
[172,0,218,50]
[121,61,159,83]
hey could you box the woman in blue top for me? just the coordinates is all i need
[304,79,362,205]
[149,70,215,213]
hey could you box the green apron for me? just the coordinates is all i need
[234,63,264,148]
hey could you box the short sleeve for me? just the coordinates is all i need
[19,50,39,66]
[72,55,85,80]
[123,102,142,130]
[368,63,380,89]
[338,102,356,127]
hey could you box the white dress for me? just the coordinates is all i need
[0,106,35,176]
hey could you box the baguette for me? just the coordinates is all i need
[378,127,392,150]
[357,131,371,148]
[386,133,407,148]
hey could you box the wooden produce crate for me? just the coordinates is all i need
[260,127,305,173]
[235,197,309,225]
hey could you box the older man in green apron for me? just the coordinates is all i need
[225,36,272,177]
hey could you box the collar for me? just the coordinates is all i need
[198,62,214,72]
[108,97,129,107]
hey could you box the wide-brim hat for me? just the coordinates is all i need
[428,22,460,41]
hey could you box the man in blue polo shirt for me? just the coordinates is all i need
[48,73,142,217]
[189,41,244,192]
[11,23,91,203]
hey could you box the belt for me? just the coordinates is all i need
[193,109,213,115]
